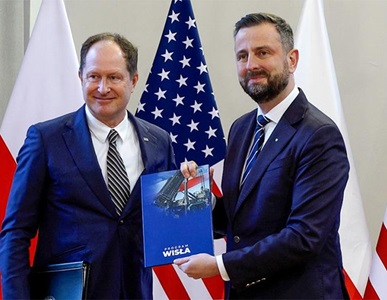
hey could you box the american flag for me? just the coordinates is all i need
[135,0,226,178]
[135,0,226,298]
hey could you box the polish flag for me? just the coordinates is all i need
[295,0,372,298]
[364,207,387,299]
[0,0,83,296]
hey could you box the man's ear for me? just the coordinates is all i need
[131,73,139,91]
[288,48,299,74]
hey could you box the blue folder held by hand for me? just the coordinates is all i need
[30,261,90,300]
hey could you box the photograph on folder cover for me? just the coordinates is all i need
[141,165,214,267]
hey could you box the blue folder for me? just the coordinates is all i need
[30,261,90,300]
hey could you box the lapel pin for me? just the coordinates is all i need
[144,137,149,142]
[275,138,279,142]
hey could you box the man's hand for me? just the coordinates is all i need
[173,253,220,279]
[180,161,198,178]
[180,161,214,180]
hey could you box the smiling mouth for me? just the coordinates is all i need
[94,96,115,101]
[249,75,266,81]
[247,76,267,85]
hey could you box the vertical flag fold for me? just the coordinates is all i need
[135,0,226,298]
[294,0,372,298]
[0,0,83,296]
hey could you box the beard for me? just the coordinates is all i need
[240,64,290,104]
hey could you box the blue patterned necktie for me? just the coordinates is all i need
[107,129,130,215]
[241,115,270,186]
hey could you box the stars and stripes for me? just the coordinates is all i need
[135,0,226,169]
[135,0,226,299]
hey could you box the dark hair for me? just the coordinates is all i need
[234,13,294,53]
[79,32,138,78]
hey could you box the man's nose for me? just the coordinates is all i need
[98,78,111,94]
[246,55,260,71]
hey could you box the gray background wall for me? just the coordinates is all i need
[1,0,386,249]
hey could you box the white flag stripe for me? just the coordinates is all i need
[173,264,213,299]
[0,0,83,158]
[294,0,372,296]
[165,234,227,299]
[211,159,224,194]
[152,271,169,300]
[214,238,227,256]
[369,251,387,299]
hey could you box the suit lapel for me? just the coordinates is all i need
[63,106,117,217]
[235,121,296,214]
[233,90,308,218]
[120,113,161,217]
[222,110,256,221]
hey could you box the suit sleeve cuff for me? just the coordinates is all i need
[216,254,230,281]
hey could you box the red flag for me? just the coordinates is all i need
[364,208,387,300]
[295,0,372,297]
[0,0,83,296]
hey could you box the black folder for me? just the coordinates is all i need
[30,261,90,300]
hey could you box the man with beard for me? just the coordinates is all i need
[175,13,350,299]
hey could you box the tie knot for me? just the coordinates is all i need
[108,129,119,144]
[257,115,270,128]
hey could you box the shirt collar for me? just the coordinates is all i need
[258,86,299,124]
[85,105,130,143]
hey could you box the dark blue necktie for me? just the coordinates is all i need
[241,115,270,186]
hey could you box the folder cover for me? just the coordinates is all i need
[30,261,90,300]
[141,165,214,267]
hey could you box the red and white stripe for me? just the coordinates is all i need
[0,0,83,297]
[153,239,226,299]
[295,0,372,297]
[364,208,387,300]
[152,160,226,299]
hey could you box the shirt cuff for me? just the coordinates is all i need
[216,254,230,281]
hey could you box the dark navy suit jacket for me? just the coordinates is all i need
[214,89,350,299]
[0,105,176,299]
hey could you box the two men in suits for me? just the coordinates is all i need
[176,13,350,299]
[0,33,176,299]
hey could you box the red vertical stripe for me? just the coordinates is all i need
[0,135,17,300]
[211,180,222,199]
[0,135,16,221]
[202,275,224,300]
[343,269,362,299]
[375,223,387,270]
[153,265,190,299]
[364,279,380,300]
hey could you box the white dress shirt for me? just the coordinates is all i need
[85,106,144,192]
